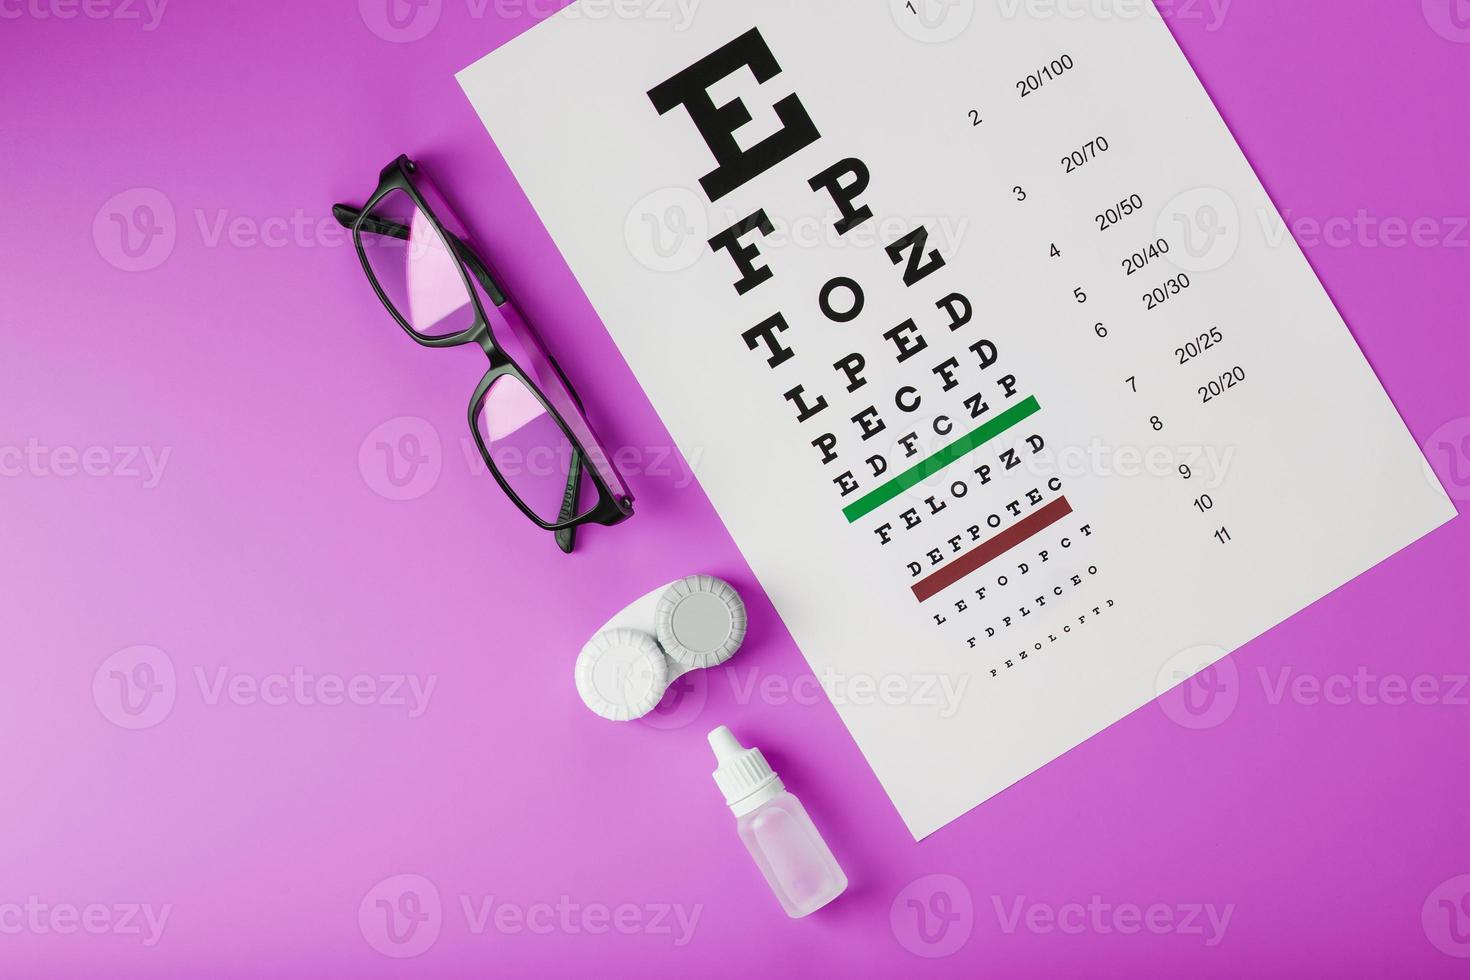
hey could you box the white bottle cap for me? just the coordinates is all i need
[656,575,747,670]
[708,725,784,816]
[574,629,669,721]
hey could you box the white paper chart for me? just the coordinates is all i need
[460,0,1457,838]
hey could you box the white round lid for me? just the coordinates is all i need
[574,628,669,721]
[655,575,747,670]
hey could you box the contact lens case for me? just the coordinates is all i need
[655,575,747,670]
[574,575,747,722]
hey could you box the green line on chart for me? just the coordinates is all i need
[841,395,1042,523]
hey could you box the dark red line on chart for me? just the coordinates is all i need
[911,496,1075,603]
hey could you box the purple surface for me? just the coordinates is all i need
[3,1,1468,976]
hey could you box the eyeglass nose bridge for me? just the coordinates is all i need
[473,326,513,366]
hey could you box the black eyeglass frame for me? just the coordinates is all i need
[335,155,634,549]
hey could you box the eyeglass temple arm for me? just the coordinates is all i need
[333,203,406,239]
[554,452,582,555]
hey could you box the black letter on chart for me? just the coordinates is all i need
[647,28,821,203]
[884,319,930,363]
[808,158,874,235]
[936,292,972,331]
[743,313,796,368]
[783,385,829,423]
[886,225,946,286]
[709,210,775,295]
[818,277,865,323]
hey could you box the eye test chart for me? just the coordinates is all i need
[460,0,1457,838]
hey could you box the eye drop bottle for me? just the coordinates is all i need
[708,726,848,918]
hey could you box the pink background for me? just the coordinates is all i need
[4,1,1468,976]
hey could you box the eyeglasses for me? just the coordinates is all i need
[334,155,633,553]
